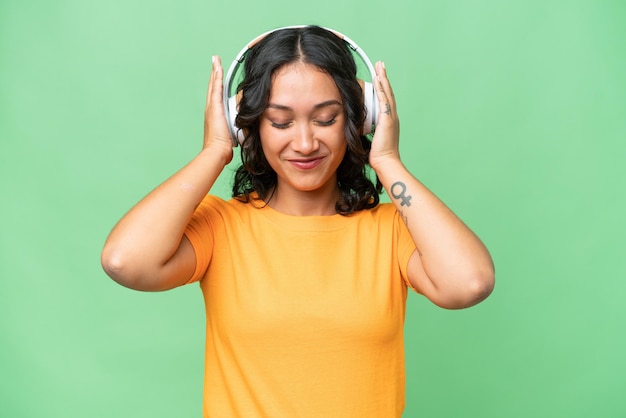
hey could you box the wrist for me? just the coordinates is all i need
[200,142,233,167]
[369,153,403,175]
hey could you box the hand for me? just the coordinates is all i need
[204,56,234,163]
[369,61,401,172]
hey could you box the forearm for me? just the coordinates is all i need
[101,147,229,289]
[368,60,493,307]
[375,158,495,307]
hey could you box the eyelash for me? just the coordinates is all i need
[271,122,291,129]
[317,118,337,127]
[270,118,337,129]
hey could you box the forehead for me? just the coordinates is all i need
[268,62,341,105]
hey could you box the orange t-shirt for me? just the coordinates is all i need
[184,195,416,417]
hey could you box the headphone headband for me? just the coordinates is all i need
[223,25,378,144]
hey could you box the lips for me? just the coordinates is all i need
[287,157,325,170]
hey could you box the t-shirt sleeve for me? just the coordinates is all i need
[394,210,418,292]
[183,195,216,284]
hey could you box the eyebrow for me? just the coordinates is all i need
[266,100,342,111]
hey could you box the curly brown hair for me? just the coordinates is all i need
[232,26,382,215]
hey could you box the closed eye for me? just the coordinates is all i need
[270,121,292,129]
[316,117,337,127]
[270,118,336,129]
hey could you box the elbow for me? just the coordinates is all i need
[101,245,145,290]
[465,269,495,307]
[435,266,495,310]
[101,245,127,286]
[101,243,184,292]
[458,254,496,308]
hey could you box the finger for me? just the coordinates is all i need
[212,55,223,100]
[206,56,223,110]
[375,61,397,115]
[374,61,387,97]
[374,66,392,118]
[376,61,396,98]
[206,57,216,110]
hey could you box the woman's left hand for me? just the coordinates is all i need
[367,62,495,309]
[369,61,401,172]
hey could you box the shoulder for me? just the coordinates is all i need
[358,202,399,222]
[341,203,405,235]
[370,202,397,215]
[360,203,411,239]
[191,194,255,225]
[197,194,250,212]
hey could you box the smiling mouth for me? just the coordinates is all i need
[287,157,325,170]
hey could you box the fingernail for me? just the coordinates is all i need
[381,61,386,69]
[212,55,216,65]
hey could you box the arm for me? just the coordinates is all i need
[369,62,495,309]
[101,56,233,291]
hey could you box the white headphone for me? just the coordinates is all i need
[222,26,379,145]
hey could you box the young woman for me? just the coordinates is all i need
[102,25,494,417]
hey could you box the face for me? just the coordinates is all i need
[259,62,347,198]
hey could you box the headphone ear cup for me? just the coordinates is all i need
[227,95,245,144]
[361,81,377,135]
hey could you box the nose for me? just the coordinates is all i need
[290,122,319,155]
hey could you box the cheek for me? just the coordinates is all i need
[259,128,283,157]
[258,122,275,148]
[331,127,348,152]
[258,122,270,143]
[258,131,289,170]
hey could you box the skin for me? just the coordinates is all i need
[101,55,495,309]
[259,62,347,216]
[370,61,494,309]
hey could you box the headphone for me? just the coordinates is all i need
[222,26,379,145]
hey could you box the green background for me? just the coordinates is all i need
[2,0,624,416]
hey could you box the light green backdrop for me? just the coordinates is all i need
[1,0,624,417]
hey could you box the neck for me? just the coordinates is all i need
[266,185,341,216]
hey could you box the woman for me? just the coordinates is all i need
[102,25,494,417]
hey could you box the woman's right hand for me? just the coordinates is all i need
[204,56,234,164]
[101,56,240,291]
